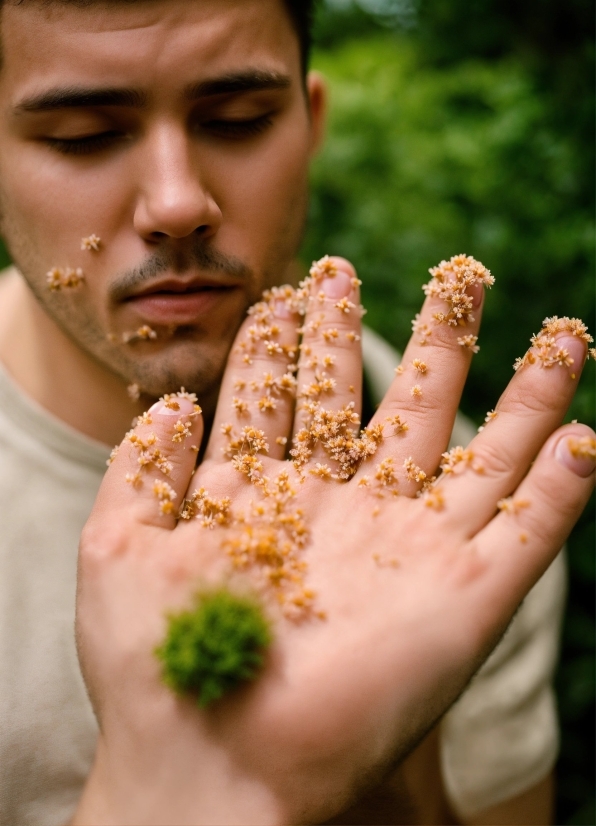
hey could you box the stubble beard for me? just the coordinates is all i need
[3,228,304,406]
[0,182,309,406]
[18,241,263,403]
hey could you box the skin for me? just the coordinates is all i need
[0,0,586,823]
[74,257,593,824]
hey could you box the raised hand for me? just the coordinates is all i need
[73,256,594,826]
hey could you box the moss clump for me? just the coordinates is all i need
[155,589,272,707]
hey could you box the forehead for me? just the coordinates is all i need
[0,0,300,103]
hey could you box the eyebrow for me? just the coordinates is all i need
[184,70,291,99]
[13,87,147,114]
[13,70,291,115]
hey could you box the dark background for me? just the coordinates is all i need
[0,0,592,821]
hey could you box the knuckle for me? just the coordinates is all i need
[527,467,581,523]
[470,441,515,478]
[427,324,468,353]
[380,395,442,422]
[303,315,361,347]
[79,517,131,566]
[501,373,558,417]
[234,349,292,372]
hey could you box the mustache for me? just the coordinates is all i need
[109,242,254,303]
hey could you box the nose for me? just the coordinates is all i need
[133,123,222,242]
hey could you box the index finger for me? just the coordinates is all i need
[91,392,203,530]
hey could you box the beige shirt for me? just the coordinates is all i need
[0,324,564,826]
[0,361,107,826]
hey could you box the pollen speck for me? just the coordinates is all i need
[81,234,101,251]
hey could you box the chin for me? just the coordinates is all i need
[125,349,226,404]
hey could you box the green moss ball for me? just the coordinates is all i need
[155,589,272,707]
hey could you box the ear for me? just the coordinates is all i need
[306,70,327,156]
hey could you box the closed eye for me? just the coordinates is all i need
[202,114,273,139]
[44,130,124,156]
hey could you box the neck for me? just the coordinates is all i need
[0,268,146,447]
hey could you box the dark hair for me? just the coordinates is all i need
[2,0,316,74]
[282,0,316,74]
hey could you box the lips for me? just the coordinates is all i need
[124,277,240,325]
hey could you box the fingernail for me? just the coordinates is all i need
[469,282,484,309]
[273,299,294,320]
[149,397,196,417]
[555,433,596,477]
[321,269,353,299]
[556,334,586,367]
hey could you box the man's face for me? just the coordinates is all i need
[0,0,323,401]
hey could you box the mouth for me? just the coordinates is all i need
[124,277,242,325]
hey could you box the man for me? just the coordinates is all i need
[0,1,592,824]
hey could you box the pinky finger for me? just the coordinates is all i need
[476,424,594,602]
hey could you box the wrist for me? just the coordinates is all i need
[72,733,286,826]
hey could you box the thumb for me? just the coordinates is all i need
[94,391,204,530]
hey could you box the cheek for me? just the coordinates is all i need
[0,142,131,271]
[204,123,310,256]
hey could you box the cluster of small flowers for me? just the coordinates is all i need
[439,446,475,475]
[236,295,298,369]
[411,314,433,345]
[110,391,200,485]
[306,256,364,316]
[457,334,480,353]
[211,423,320,618]
[477,410,497,432]
[179,487,232,528]
[221,424,269,460]
[423,254,494,328]
[357,456,400,497]
[568,435,596,460]
[299,370,336,400]
[231,256,364,417]
[233,370,297,415]
[497,497,530,514]
[514,317,595,372]
[404,457,428,484]
[172,418,193,443]
[417,446,484,508]
[122,325,158,344]
[423,487,445,511]
[46,234,101,291]
[386,414,409,435]
[291,401,385,480]
[124,431,173,487]
[222,470,318,620]
[232,296,298,418]
[81,234,101,252]
[152,480,177,516]
[46,267,85,291]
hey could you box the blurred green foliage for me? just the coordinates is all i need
[304,2,594,822]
